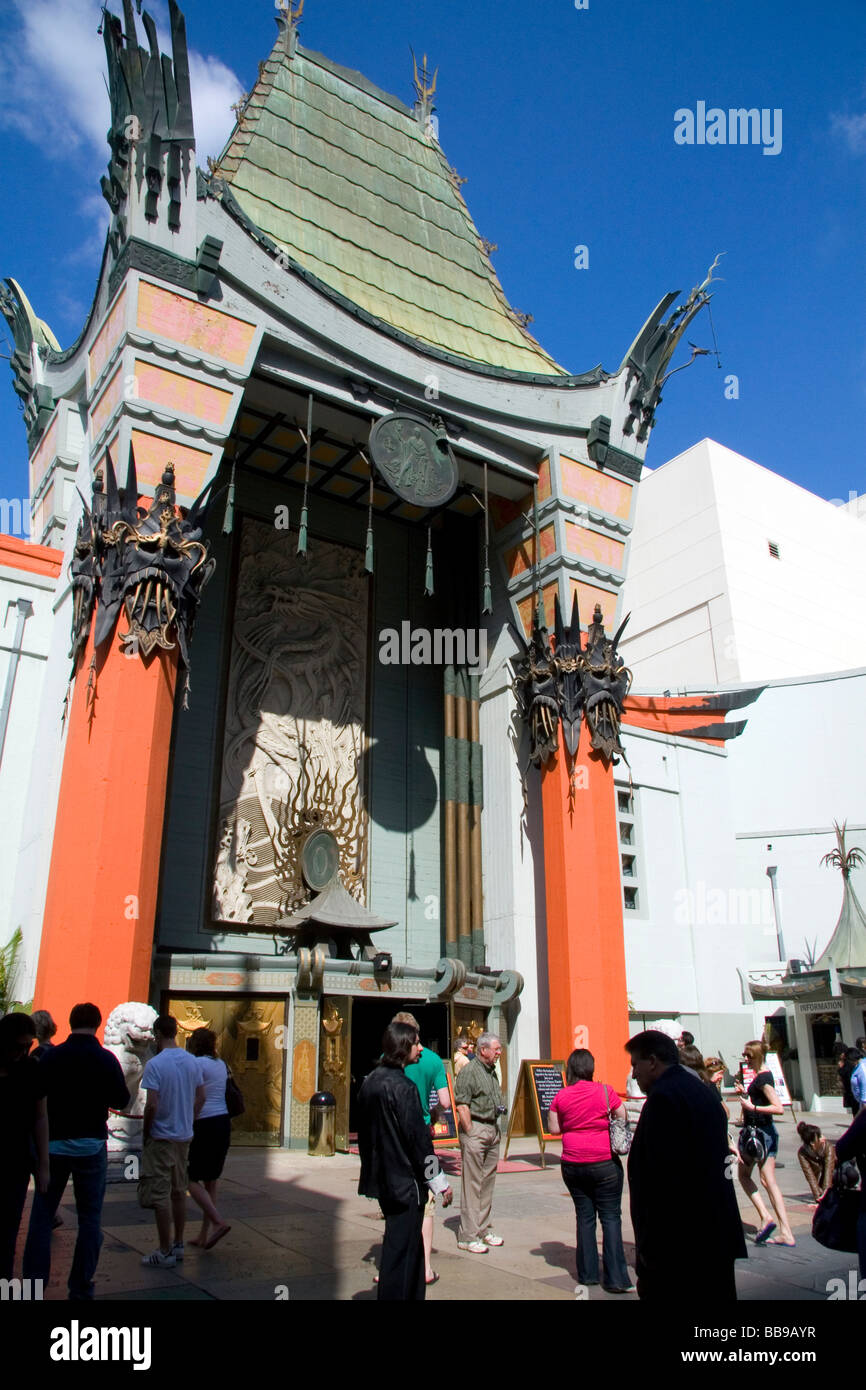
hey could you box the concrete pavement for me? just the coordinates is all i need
[16,1107,860,1302]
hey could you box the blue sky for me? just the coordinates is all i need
[1,0,864,522]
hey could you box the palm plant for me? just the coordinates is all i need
[821,821,865,879]
[0,928,25,1014]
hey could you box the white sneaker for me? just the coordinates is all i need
[141,1249,176,1268]
[171,1242,184,1262]
[457,1239,489,1254]
[482,1231,504,1247]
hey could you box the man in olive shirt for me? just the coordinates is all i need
[454,1033,504,1253]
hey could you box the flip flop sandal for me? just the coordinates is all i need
[754,1221,777,1244]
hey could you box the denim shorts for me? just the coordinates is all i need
[757,1124,779,1159]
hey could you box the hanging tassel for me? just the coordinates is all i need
[532,482,543,628]
[297,391,313,557]
[482,459,492,614]
[222,461,236,535]
[424,525,434,596]
[364,452,374,573]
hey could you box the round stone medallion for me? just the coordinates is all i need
[368,412,458,508]
[302,829,340,891]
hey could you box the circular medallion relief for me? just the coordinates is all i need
[302,829,340,891]
[368,413,458,508]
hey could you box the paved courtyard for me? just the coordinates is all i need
[18,1107,860,1302]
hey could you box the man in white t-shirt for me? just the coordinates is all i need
[138,1015,205,1268]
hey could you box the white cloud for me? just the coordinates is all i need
[187,49,245,160]
[0,0,243,164]
[831,112,866,155]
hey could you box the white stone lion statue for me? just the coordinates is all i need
[104,1003,157,1173]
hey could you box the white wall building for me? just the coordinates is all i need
[0,535,63,992]
[619,439,866,690]
[613,439,866,1106]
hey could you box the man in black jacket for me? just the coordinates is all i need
[23,1002,130,1299]
[358,1021,453,1300]
[626,1030,747,1301]
[835,1107,866,1278]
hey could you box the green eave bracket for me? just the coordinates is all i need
[587,416,643,482]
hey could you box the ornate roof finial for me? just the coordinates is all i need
[411,48,438,136]
[275,0,304,59]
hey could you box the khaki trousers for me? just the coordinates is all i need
[458,1121,500,1243]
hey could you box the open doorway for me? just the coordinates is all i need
[810,1012,842,1096]
[348,998,449,1132]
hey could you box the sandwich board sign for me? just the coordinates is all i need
[503,1060,566,1168]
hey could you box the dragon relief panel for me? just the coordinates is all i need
[212,521,369,927]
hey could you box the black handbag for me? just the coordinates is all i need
[738,1124,768,1164]
[225,1065,245,1119]
[812,1172,861,1254]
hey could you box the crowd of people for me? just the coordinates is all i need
[357,1019,866,1301]
[2,1003,865,1300]
[1,1005,235,1294]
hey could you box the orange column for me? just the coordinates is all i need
[33,621,178,1033]
[540,723,630,1089]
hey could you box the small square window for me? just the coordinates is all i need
[619,822,634,845]
[768,541,780,559]
[617,790,633,813]
[622,855,635,877]
[624,887,639,911]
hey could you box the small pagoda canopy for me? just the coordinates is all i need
[743,823,866,1001]
[276,874,398,960]
[212,25,565,375]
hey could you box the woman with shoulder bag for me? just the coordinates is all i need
[735,1039,795,1247]
[187,1028,232,1250]
[548,1048,633,1293]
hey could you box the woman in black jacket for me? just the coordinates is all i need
[357,1022,452,1300]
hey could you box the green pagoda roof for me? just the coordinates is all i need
[213,40,567,375]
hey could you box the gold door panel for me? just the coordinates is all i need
[319,996,351,1152]
[168,996,285,1145]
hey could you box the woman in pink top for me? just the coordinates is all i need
[548,1049,632,1293]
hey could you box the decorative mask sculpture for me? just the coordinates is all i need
[551,593,585,757]
[106,461,214,667]
[581,604,632,761]
[68,469,106,665]
[514,597,631,768]
[513,608,559,768]
[68,446,215,703]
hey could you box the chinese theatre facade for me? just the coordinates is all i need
[3,1,751,1146]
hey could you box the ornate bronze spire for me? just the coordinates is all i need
[275,0,304,58]
[411,49,438,133]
